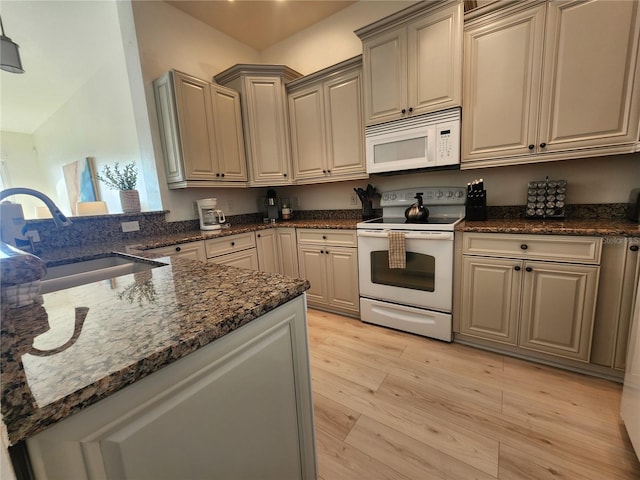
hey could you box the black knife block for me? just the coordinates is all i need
[466,190,487,221]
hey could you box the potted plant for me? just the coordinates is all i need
[95,161,140,213]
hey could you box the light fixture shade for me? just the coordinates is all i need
[1,34,24,74]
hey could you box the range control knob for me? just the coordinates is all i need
[445,191,454,198]
[455,191,464,198]
[435,191,444,198]
[390,193,397,200]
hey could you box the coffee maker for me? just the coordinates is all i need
[265,189,279,221]
[197,198,226,231]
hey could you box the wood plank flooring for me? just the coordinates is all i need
[307,308,640,480]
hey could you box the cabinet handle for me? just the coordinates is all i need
[175,246,181,252]
[630,245,639,252]
[221,173,225,178]
[283,173,288,178]
[216,173,220,177]
[231,242,235,246]
[257,234,261,238]
[528,144,534,150]
[514,266,521,271]
[525,267,533,272]
[322,170,326,174]
[401,108,406,114]
[540,142,547,148]
[320,250,324,254]
[520,244,528,250]
[327,170,331,174]
[322,235,327,240]
[326,250,329,254]
[408,107,413,113]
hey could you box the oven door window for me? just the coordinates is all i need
[370,251,435,292]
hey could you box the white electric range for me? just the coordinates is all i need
[356,187,466,341]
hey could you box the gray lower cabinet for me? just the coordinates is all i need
[26,296,317,479]
[592,237,640,370]
[458,233,602,363]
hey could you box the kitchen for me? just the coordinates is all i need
[1,0,640,478]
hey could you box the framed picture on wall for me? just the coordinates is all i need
[63,157,99,215]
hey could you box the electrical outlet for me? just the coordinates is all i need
[227,199,234,212]
[121,221,140,232]
[350,193,358,205]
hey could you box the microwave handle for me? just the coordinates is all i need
[357,230,454,241]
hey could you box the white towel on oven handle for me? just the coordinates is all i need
[388,231,406,269]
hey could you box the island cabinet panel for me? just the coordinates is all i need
[256,229,279,274]
[277,228,299,278]
[26,296,317,480]
[462,0,640,168]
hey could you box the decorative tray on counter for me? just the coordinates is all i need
[525,178,567,219]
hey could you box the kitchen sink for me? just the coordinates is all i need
[40,253,167,294]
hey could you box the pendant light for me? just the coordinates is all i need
[0,15,24,74]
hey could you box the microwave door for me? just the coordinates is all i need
[366,125,436,173]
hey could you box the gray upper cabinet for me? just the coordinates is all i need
[462,0,640,168]
[355,0,463,126]
[287,56,367,184]
[153,70,247,188]
[215,65,302,187]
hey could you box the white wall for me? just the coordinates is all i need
[277,153,640,211]
[0,132,51,217]
[260,1,418,75]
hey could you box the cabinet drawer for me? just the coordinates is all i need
[296,229,357,247]
[462,233,602,264]
[146,241,206,263]
[205,232,256,258]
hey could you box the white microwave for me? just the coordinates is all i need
[365,108,461,174]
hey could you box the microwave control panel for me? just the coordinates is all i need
[435,121,459,166]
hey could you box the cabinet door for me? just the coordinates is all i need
[462,4,546,163]
[289,85,327,181]
[615,239,640,370]
[362,28,408,125]
[297,245,328,306]
[277,228,299,278]
[538,0,640,153]
[324,69,366,178]
[243,76,292,185]
[173,71,218,180]
[210,84,247,181]
[460,256,522,345]
[153,72,185,183]
[326,247,360,314]
[519,261,599,362]
[208,249,259,270]
[146,241,206,263]
[407,2,462,116]
[256,230,279,274]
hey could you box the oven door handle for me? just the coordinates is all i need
[357,230,454,240]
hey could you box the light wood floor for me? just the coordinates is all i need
[306,308,640,480]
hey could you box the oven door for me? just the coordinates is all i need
[357,229,454,312]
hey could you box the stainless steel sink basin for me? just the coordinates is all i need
[40,253,167,294]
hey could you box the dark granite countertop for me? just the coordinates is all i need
[457,218,640,236]
[1,257,309,444]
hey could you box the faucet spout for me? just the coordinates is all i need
[0,187,72,228]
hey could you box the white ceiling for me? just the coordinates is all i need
[0,0,356,135]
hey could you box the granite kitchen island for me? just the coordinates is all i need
[1,254,315,479]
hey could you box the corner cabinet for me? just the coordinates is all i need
[355,0,462,126]
[152,70,247,188]
[26,297,317,480]
[296,229,359,316]
[462,0,640,168]
[214,65,302,187]
[458,233,601,363]
[287,56,367,184]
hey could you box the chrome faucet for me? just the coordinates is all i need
[0,187,72,227]
[0,188,72,251]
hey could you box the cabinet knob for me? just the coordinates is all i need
[630,245,639,252]
[325,250,329,254]
[257,234,261,238]
[216,173,220,177]
[525,267,533,272]
[520,244,528,250]
[514,266,521,271]
[283,173,288,178]
[327,170,331,174]
[221,173,225,178]
[322,235,327,240]
[175,246,181,252]
[401,108,406,114]
[322,170,326,174]
[231,242,235,246]
[408,107,413,113]
[540,142,547,148]
[528,144,534,150]
[320,249,324,254]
